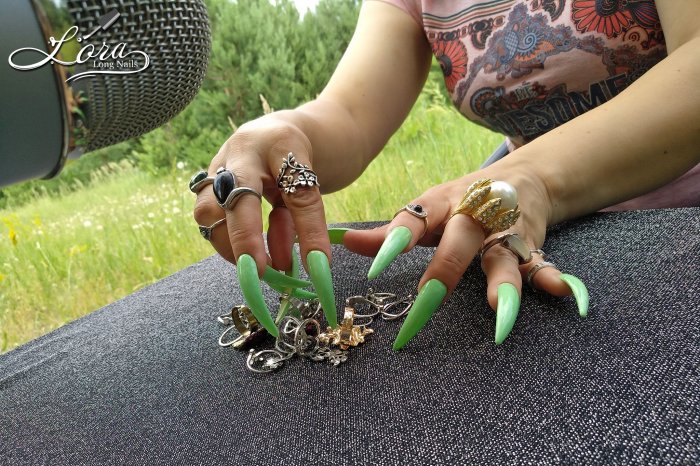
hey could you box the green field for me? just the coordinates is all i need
[0,88,501,352]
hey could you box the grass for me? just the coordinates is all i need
[0,83,501,352]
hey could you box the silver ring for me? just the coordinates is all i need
[480,233,533,264]
[530,249,547,259]
[198,218,225,240]
[393,204,428,238]
[219,187,262,210]
[527,261,558,288]
[276,152,319,194]
[189,170,215,194]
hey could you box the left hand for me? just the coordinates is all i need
[342,164,588,349]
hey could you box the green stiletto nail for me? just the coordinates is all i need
[307,250,338,328]
[368,226,412,280]
[267,281,318,300]
[237,254,279,338]
[263,266,312,289]
[288,245,300,279]
[328,228,351,244]
[393,279,447,351]
[495,283,520,345]
[560,273,589,317]
[276,246,301,324]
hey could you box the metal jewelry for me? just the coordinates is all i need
[276,152,319,194]
[213,167,262,210]
[198,218,226,240]
[393,204,429,238]
[189,170,215,194]
[480,233,533,264]
[527,261,558,288]
[530,249,547,259]
[218,288,414,373]
[217,305,270,349]
[451,179,521,236]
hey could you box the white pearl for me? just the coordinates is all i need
[486,181,518,211]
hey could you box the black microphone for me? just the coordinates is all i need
[0,0,211,187]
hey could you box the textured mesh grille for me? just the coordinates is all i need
[67,0,211,152]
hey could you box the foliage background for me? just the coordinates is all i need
[0,0,500,351]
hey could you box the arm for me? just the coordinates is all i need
[501,0,700,224]
[234,0,432,193]
[343,1,700,349]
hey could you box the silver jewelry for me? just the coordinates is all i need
[218,187,262,210]
[530,249,547,259]
[480,233,533,264]
[276,152,319,194]
[219,288,414,373]
[198,218,225,240]
[213,167,263,210]
[527,261,558,288]
[189,170,215,194]
[393,204,428,238]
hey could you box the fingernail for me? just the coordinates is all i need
[393,279,447,350]
[307,250,338,328]
[266,281,318,300]
[560,273,589,317]
[237,254,279,338]
[276,246,302,325]
[263,266,312,288]
[368,226,412,280]
[287,245,300,279]
[495,283,520,345]
[328,227,351,244]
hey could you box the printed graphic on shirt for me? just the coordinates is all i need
[432,39,469,93]
[414,0,666,144]
[571,0,662,41]
[526,0,566,21]
[468,46,665,140]
[455,4,605,104]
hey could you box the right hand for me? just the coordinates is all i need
[193,117,331,277]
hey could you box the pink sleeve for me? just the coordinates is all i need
[365,0,424,28]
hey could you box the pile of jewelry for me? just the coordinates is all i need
[217,289,414,373]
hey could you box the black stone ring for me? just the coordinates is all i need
[392,204,428,238]
[189,170,215,194]
[213,167,262,210]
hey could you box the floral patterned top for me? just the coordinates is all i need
[371,0,666,148]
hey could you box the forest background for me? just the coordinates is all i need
[0,0,500,351]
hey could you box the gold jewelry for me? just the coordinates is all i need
[451,179,521,236]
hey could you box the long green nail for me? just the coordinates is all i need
[237,254,279,338]
[288,245,300,279]
[560,273,589,317]
[495,283,520,345]
[276,246,301,324]
[328,228,351,244]
[263,266,312,289]
[393,279,447,350]
[368,226,412,280]
[266,281,318,300]
[307,250,337,328]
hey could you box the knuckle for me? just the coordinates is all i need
[284,188,322,212]
[193,195,222,224]
[437,249,468,277]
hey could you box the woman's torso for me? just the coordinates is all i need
[380,0,667,148]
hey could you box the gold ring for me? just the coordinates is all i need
[451,179,520,236]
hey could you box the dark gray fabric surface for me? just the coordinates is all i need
[1,209,699,465]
